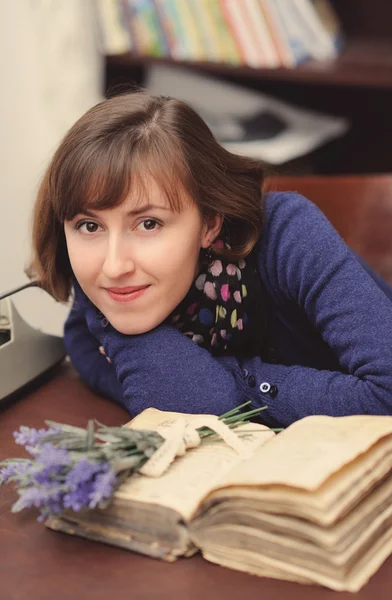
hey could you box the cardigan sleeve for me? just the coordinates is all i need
[248,192,392,426]
[85,192,392,427]
[63,287,124,405]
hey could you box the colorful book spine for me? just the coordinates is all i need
[154,0,188,60]
[244,0,280,68]
[208,0,242,65]
[290,0,339,60]
[172,0,207,61]
[188,0,221,62]
[219,0,264,68]
[312,0,344,52]
[123,0,168,57]
[96,0,132,55]
[111,0,342,69]
[274,0,313,64]
[259,0,296,68]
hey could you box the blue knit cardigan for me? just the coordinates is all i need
[64,192,392,427]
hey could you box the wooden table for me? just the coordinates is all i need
[1,364,391,600]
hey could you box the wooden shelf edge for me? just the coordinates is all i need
[106,38,392,89]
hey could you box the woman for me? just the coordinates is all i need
[29,91,392,427]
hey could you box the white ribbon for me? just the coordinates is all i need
[138,415,253,478]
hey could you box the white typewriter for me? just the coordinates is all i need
[0,282,66,401]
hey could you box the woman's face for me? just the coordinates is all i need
[64,178,222,335]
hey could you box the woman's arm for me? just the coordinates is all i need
[64,288,124,405]
[85,192,392,426]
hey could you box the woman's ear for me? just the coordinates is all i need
[201,214,224,249]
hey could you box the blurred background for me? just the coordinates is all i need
[1,0,391,335]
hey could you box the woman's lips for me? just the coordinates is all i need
[106,285,149,303]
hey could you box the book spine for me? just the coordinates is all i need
[156,0,189,60]
[259,0,296,68]
[96,0,132,55]
[274,0,313,64]
[312,0,344,52]
[124,0,168,57]
[243,0,280,68]
[219,0,263,68]
[290,0,339,60]
[172,0,207,61]
[151,0,174,57]
[209,0,242,65]
[189,0,221,62]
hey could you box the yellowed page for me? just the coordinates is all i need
[208,436,392,526]
[114,410,275,520]
[214,415,392,489]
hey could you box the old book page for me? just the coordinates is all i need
[207,415,392,523]
[202,528,392,593]
[113,409,275,521]
[193,473,392,552]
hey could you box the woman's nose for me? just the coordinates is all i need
[102,239,136,280]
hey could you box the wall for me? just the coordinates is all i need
[0,0,103,335]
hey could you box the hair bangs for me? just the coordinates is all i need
[130,135,193,214]
[54,130,192,222]
[53,138,134,222]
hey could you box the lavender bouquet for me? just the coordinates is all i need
[0,402,270,522]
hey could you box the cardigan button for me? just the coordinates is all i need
[248,375,256,388]
[101,318,109,328]
[260,382,271,393]
[269,385,278,398]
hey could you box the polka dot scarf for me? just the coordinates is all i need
[169,241,266,357]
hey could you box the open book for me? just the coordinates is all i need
[46,410,392,592]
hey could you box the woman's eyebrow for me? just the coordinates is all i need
[126,203,171,215]
[75,203,171,218]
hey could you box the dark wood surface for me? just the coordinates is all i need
[1,364,392,600]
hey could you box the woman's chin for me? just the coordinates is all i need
[109,317,164,336]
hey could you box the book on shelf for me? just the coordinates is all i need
[97,0,344,69]
[290,0,341,61]
[46,409,392,592]
[96,0,132,55]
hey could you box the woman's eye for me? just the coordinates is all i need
[137,219,160,231]
[77,221,100,234]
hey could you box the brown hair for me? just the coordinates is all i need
[29,91,266,302]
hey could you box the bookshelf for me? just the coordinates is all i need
[105,0,392,175]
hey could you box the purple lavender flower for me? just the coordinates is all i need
[12,483,65,513]
[63,482,94,512]
[33,464,65,485]
[88,469,116,509]
[63,459,115,512]
[0,462,32,484]
[0,464,18,484]
[35,444,71,469]
[65,459,105,491]
[13,426,61,447]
